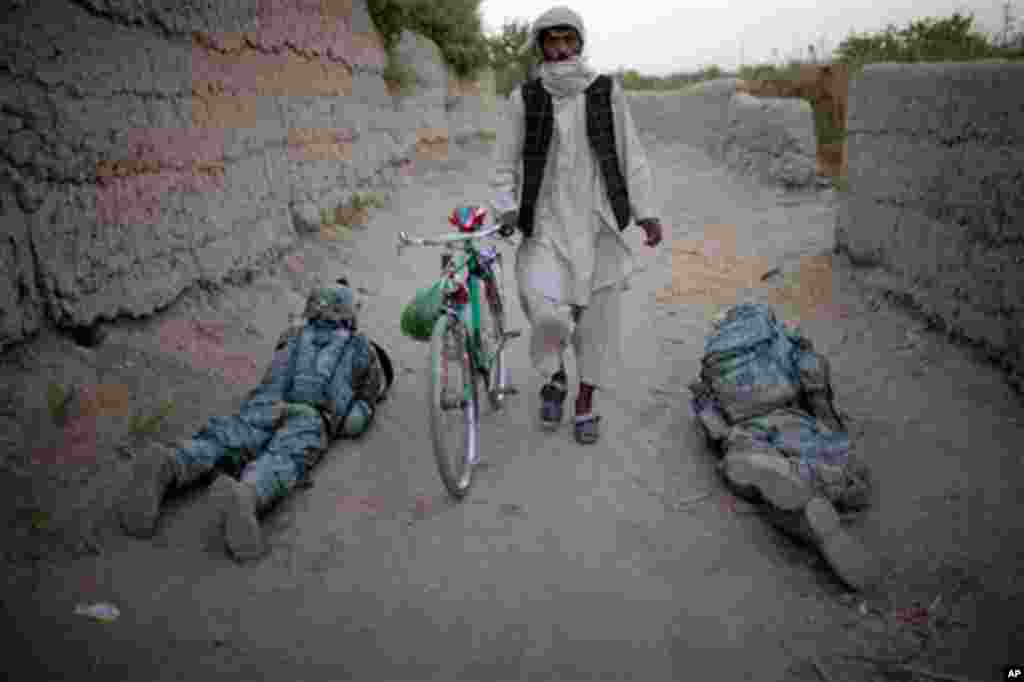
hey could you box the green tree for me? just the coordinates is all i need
[738,63,785,80]
[900,13,993,60]
[367,0,491,79]
[834,12,1000,71]
[485,18,535,96]
[486,18,530,65]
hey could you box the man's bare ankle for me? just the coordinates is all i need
[576,382,594,415]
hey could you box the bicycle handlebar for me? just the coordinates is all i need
[396,222,509,256]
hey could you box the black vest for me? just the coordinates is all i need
[518,74,631,238]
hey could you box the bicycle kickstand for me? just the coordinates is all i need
[495,329,523,362]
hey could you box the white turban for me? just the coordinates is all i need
[519,6,586,57]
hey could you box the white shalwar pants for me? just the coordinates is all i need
[516,258,626,392]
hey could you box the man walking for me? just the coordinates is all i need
[492,6,662,444]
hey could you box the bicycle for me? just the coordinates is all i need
[397,208,521,499]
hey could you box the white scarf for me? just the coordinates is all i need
[536,56,599,99]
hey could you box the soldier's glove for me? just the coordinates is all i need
[273,401,321,427]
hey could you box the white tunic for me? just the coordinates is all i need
[490,78,656,308]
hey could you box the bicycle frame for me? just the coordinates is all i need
[398,222,509,381]
[438,243,502,381]
[399,219,519,498]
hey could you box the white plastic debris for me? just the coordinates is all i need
[74,602,120,622]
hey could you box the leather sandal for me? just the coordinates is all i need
[539,379,567,430]
[574,415,601,445]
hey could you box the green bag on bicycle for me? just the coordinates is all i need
[401,280,446,342]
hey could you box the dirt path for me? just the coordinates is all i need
[2,132,1022,681]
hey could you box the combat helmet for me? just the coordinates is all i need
[304,278,359,329]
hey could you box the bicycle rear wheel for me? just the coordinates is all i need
[429,314,480,499]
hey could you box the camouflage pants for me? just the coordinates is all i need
[725,408,871,510]
[175,411,327,510]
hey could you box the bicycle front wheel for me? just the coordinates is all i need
[429,314,480,499]
[481,264,508,412]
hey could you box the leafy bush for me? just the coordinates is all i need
[738,62,804,81]
[382,53,419,93]
[47,382,73,424]
[485,18,534,97]
[365,0,405,47]
[614,65,730,92]
[323,224,354,240]
[834,12,1014,75]
[350,191,388,211]
[812,104,846,145]
[735,12,1022,86]
[367,0,491,79]
[129,400,175,437]
[703,65,723,80]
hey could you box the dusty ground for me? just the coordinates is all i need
[1,128,1022,681]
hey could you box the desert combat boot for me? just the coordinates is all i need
[721,449,814,511]
[118,442,182,538]
[802,495,879,591]
[211,474,267,563]
[762,496,879,592]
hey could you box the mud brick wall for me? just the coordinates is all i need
[627,78,739,158]
[836,62,1024,389]
[448,68,497,144]
[737,63,850,178]
[723,92,817,188]
[0,0,496,350]
[627,78,818,188]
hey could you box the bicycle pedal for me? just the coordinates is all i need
[503,330,522,340]
[494,386,519,396]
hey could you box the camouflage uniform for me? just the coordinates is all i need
[119,282,391,560]
[689,303,878,590]
[175,284,385,505]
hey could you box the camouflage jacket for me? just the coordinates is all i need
[249,324,384,439]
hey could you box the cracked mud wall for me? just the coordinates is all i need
[627,78,818,188]
[836,62,1024,390]
[627,78,740,158]
[0,0,496,350]
[722,92,817,188]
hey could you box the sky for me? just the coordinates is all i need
[479,0,1017,75]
